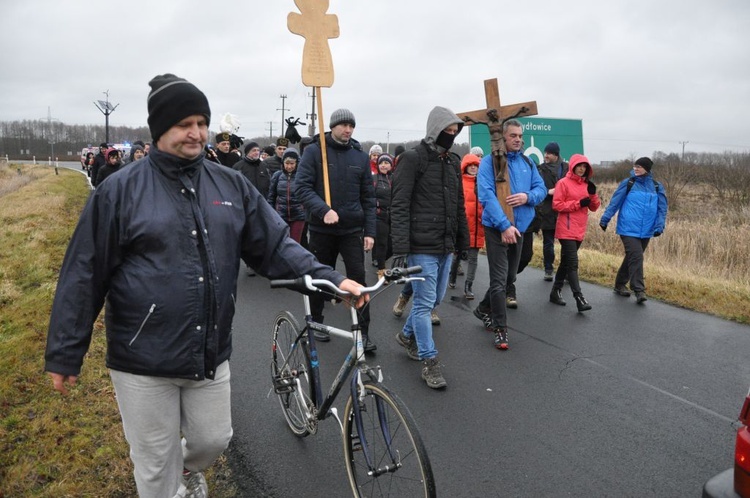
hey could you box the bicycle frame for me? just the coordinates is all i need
[299,292,381,422]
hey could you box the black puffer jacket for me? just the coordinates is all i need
[45,146,343,381]
[391,106,469,254]
[373,172,392,222]
[268,169,305,222]
[535,160,565,230]
[233,156,271,198]
[294,133,376,237]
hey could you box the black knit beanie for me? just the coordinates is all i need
[635,156,653,173]
[147,74,211,142]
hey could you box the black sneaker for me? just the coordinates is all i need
[395,332,420,361]
[313,330,330,342]
[544,270,553,282]
[493,328,509,350]
[362,334,377,353]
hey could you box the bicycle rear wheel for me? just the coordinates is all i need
[271,311,314,436]
[343,381,435,497]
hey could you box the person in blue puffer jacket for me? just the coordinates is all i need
[472,118,547,351]
[268,147,306,243]
[599,156,668,304]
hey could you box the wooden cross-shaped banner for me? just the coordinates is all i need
[288,0,340,206]
[457,78,538,224]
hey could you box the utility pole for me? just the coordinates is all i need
[93,90,119,144]
[679,140,689,160]
[267,121,274,140]
[41,107,60,159]
[306,88,317,137]
[277,94,290,138]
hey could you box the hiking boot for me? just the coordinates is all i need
[544,270,553,281]
[613,285,631,297]
[392,294,410,317]
[183,470,208,498]
[635,291,648,304]
[464,281,475,300]
[421,357,447,389]
[431,309,441,326]
[550,288,566,306]
[493,328,509,350]
[473,306,492,330]
[574,294,592,312]
[362,334,377,353]
[395,332,420,361]
[506,296,518,309]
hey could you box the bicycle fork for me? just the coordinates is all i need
[349,370,402,477]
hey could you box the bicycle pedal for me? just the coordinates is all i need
[272,375,295,394]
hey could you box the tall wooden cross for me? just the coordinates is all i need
[288,0,340,206]
[457,78,538,224]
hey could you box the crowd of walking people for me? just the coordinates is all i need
[46,73,669,497]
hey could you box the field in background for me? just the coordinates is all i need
[0,162,747,496]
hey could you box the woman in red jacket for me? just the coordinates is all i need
[449,153,484,299]
[550,153,600,312]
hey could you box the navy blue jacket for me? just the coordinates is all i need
[294,133,376,238]
[268,169,305,222]
[45,146,343,381]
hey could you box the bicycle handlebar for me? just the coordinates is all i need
[269,266,423,295]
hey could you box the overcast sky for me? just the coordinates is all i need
[1,0,748,163]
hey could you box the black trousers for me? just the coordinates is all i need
[615,235,650,292]
[477,228,523,330]
[554,239,583,295]
[373,218,392,271]
[307,231,370,333]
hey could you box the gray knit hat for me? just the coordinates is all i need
[329,108,356,128]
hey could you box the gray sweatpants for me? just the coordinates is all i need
[110,361,233,498]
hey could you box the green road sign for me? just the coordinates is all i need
[469,117,583,164]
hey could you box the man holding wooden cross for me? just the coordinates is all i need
[472,119,547,350]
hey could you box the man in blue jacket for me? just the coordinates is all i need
[45,74,364,498]
[472,119,547,350]
[599,156,668,303]
[294,109,377,351]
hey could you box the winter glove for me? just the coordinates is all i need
[587,180,597,195]
[579,197,591,208]
[653,231,662,237]
[460,250,469,261]
[391,254,408,269]
[599,223,607,232]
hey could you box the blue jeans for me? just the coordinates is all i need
[402,253,453,359]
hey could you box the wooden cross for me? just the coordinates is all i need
[288,0,340,206]
[287,0,339,88]
[457,78,538,224]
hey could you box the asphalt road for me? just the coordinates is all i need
[228,254,750,497]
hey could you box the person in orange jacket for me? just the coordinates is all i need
[449,153,484,299]
[549,153,600,312]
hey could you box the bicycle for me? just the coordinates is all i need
[269,266,436,498]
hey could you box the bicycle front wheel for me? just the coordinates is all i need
[271,311,314,437]
[343,381,435,497]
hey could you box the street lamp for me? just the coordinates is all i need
[94,90,119,144]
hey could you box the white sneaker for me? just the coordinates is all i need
[183,470,208,498]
